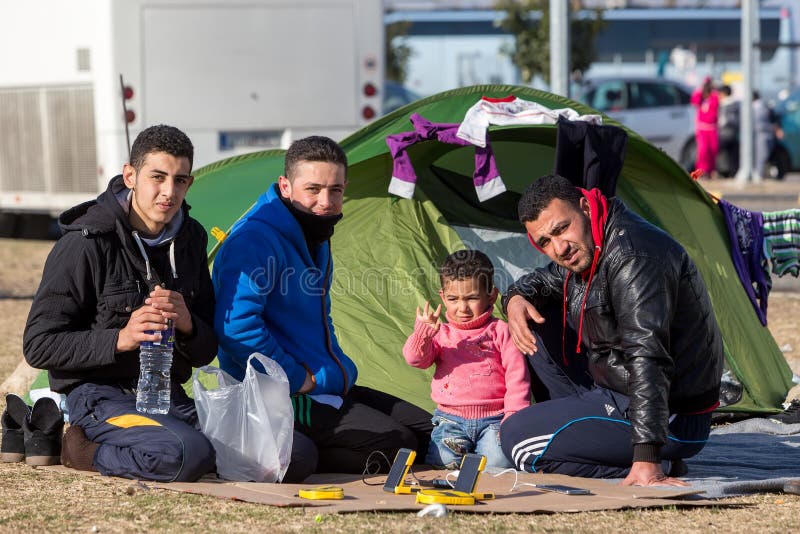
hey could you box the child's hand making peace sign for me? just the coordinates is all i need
[415,301,442,334]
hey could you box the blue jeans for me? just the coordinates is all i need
[426,409,511,469]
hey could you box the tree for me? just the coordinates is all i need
[386,20,414,83]
[495,0,605,85]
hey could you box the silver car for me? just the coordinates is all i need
[578,77,695,170]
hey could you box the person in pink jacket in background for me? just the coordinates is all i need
[691,76,721,179]
[403,250,531,469]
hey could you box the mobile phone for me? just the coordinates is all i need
[534,484,592,495]
[452,453,487,494]
[431,478,453,489]
[383,448,417,493]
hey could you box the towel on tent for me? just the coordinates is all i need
[762,209,800,278]
[717,199,770,326]
[455,94,602,148]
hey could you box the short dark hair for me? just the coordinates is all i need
[284,136,347,180]
[130,124,194,171]
[439,249,495,292]
[518,174,582,223]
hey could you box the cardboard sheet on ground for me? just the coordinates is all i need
[41,465,717,513]
[136,469,715,514]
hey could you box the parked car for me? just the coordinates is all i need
[579,76,792,179]
[577,76,696,170]
[383,81,422,115]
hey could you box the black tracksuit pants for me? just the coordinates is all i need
[500,315,712,478]
[292,385,432,474]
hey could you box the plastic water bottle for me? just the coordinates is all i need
[136,321,174,414]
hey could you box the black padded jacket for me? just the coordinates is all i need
[503,198,724,462]
[23,175,217,394]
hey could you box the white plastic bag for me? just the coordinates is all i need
[193,353,294,482]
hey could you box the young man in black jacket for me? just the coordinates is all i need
[500,174,723,486]
[23,125,217,481]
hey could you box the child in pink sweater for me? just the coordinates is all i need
[403,250,530,469]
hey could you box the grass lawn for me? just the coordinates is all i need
[2,239,799,532]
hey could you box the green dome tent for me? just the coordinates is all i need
[189,85,792,414]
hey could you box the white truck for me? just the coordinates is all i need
[0,0,384,216]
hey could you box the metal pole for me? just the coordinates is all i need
[549,0,569,97]
[752,0,761,92]
[119,74,132,161]
[736,0,755,186]
[750,0,762,184]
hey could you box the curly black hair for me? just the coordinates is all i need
[439,249,495,292]
[130,124,194,171]
[517,174,582,223]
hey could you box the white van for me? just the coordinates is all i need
[0,0,385,216]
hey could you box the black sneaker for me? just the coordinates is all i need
[1,394,30,463]
[769,399,800,425]
[22,397,64,466]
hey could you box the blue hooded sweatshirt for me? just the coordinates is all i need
[212,183,357,394]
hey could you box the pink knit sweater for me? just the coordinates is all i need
[402,310,531,421]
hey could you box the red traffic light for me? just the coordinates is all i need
[363,82,377,97]
[361,106,375,120]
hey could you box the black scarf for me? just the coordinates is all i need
[280,196,343,249]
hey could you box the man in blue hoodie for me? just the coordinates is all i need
[213,136,431,473]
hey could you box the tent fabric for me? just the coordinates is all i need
[187,84,793,415]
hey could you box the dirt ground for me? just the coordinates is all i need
[1,238,799,532]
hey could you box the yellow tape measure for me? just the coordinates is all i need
[415,489,475,506]
[298,486,345,500]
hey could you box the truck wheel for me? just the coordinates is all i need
[768,146,790,181]
[680,139,696,172]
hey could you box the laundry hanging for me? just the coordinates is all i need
[456,94,603,148]
[386,112,506,201]
[718,199,771,326]
[762,208,800,278]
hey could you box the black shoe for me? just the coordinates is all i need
[769,399,800,425]
[1,394,31,463]
[22,397,64,466]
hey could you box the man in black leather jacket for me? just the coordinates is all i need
[500,174,723,486]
